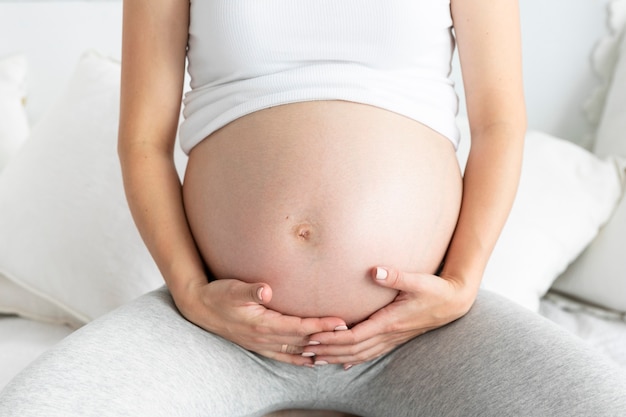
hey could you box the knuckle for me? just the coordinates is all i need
[248,335,265,345]
[349,346,361,357]
[259,335,274,345]
[298,318,322,337]
[343,333,358,345]
[251,323,270,336]
[385,320,403,333]
[389,269,403,286]
[295,326,310,338]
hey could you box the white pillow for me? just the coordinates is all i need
[0,54,54,325]
[594,28,626,158]
[0,275,83,328]
[456,118,622,312]
[587,0,626,158]
[549,0,626,312]
[551,159,626,313]
[0,54,30,171]
[0,51,164,325]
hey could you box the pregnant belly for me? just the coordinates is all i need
[182,101,462,325]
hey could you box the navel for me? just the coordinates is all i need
[285,214,322,245]
[293,223,315,242]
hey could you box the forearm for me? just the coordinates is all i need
[441,122,525,301]
[119,144,208,298]
[118,0,198,299]
[446,0,525,305]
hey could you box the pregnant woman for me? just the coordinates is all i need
[135,0,488,365]
[1,0,625,416]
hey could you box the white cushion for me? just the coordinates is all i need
[0,54,52,325]
[551,161,626,313]
[0,51,164,325]
[456,118,622,312]
[0,316,74,390]
[0,54,29,171]
[549,1,626,312]
[594,23,626,158]
[0,275,83,328]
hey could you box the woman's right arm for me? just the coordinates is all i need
[117,0,345,365]
[118,0,207,306]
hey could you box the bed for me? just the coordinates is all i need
[1,0,625,403]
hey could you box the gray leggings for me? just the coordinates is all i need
[1,287,625,417]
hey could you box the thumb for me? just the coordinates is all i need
[371,266,417,292]
[251,283,273,304]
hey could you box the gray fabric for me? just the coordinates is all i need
[1,287,625,417]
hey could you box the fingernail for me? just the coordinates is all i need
[334,325,348,331]
[314,360,329,366]
[344,364,353,371]
[301,352,315,357]
[308,341,321,345]
[375,267,388,280]
[257,287,264,301]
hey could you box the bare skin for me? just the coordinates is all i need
[183,101,462,326]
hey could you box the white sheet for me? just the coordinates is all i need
[540,294,626,368]
[0,316,73,389]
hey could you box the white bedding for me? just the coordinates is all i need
[0,316,73,389]
[540,295,626,368]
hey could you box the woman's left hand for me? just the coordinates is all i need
[302,266,477,368]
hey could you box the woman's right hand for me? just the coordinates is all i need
[173,279,348,366]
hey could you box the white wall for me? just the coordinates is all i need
[0,1,123,124]
[452,0,613,146]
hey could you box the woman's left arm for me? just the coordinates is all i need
[304,0,526,368]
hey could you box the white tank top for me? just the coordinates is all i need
[180,0,459,154]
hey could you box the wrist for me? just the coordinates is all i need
[438,269,481,316]
[164,267,209,310]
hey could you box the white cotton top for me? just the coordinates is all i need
[180,0,459,154]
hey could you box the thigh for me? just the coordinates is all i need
[336,290,626,417]
[0,287,317,417]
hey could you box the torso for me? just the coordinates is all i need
[182,101,462,325]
